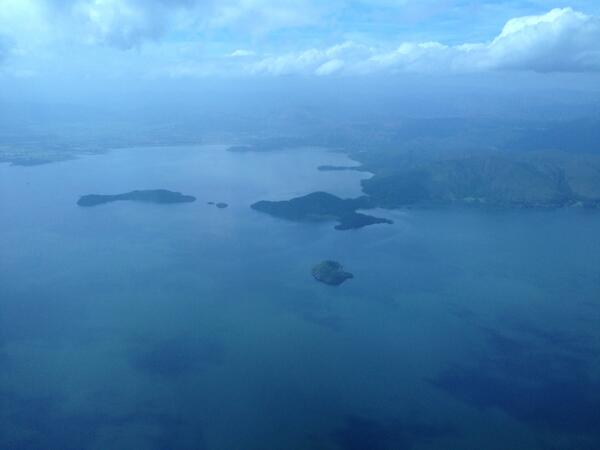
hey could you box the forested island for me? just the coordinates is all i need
[311,261,354,286]
[208,201,229,208]
[77,189,196,207]
[251,191,392,230]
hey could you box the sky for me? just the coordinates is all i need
[1,0,600,83]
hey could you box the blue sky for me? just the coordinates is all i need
[1,0,600,80]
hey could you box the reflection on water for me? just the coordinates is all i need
[1,145,599,449]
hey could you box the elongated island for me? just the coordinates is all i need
[77,189,196,207]
[251,191,392,230]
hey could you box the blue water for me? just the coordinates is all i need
[1,145,599,449]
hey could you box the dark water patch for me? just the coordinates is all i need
[130,336,224,378]
[0,339,9,365]
[301,312,343,332]
[351,238,456,301]
[479,326,593,382]
[276,287,344,332]
[434,369,600,437]
[1,392,91,450]
[0,389,204,450]
[445,303,479,321]
[503,318,597,358]
[1,390,59,434]
[0,391,136,449]
[332,415,454,450]
[151,414,207,450]
[0,287,93,344]
[431,327,600,440]
[540,437,600,450]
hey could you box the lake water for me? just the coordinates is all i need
[1,145,599,450]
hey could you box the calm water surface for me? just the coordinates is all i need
[1,145,599,449]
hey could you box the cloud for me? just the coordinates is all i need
[246,8,600,75]
[0,37,8,63]
[361,41,456,73]
[249,41,372,76]
[58,0,193,49]
[483,7,600,72]
[0,0,53,48]
[37,0,327,49]
[205,0,327,34]
[228,49,255,57]
[315,59,344,76]
[1,3,599,77]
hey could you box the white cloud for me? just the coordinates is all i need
[65,0,196,49]
[249,41,372,75]
[315,58,344,76]
[362,41,455,73]
[72,0,156,49]
[0,0,326,53]
[0,0,54,48]
[1,3,599,76]
[229,49,255,57]
[483,7,600,72]
[35,0,327,49]
[205,0,327,34]
[0,37,8,63]
[246,8,600,75]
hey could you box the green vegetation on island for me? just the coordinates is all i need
[311,261,354,286]
[226,145,255,152]
[317,165,363,172]
[77,189,196,207]
[222,117,600,211]
[360,152,600,209]
[207,201,229,208]
[251,191,392,230]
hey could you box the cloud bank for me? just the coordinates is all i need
[1,2,600,76]
[247,8,600,75]
[0,35,9,62]
[42,0,194,49]
[37,0,326,49]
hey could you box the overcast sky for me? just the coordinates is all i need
[1,0,600,83]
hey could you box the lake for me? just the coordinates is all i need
[1,145,599,449]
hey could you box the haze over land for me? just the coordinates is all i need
[2,2,600,207]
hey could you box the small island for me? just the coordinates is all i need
[207,201,229,208]
[77,189,196,207]
[312,261,354,286]
[251,191,392,230]
[226,145,255,152]
[317,165,362,172]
